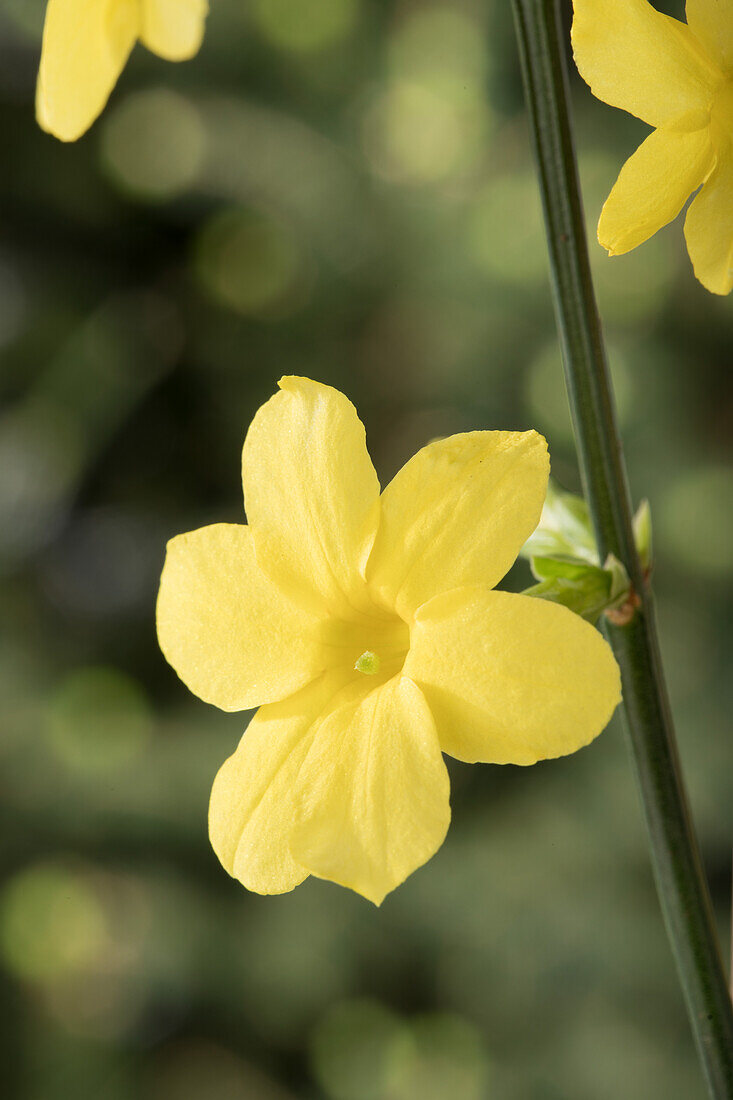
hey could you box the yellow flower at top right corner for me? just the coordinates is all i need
[571,0,733,294]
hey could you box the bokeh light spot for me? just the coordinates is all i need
[395,1013,489,1100]
[0,864,107,982]
[101,88,206,201]
[388,7,487,85]
[469,173,546,284]
[364,81,487,185]
[364,4,491,186]
[46,666,152,773]
[311,999,410,1100]
[311,1001,489,1100]
[660,466,733,576]
[251,0,359,53]
[194,207,304,316]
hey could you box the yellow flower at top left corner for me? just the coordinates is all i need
[37,0,209,142]
[157,377,621,906]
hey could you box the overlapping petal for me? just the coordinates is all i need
[598,127,714,255]
[684,156,733,295]
[366,431,549,619]
[141,0,209,60]
[571,0,718,130]
[687,0,733,71]
[290,676,451,905]
[37,0,138,142]
[209,672,351,895]
[209,670,450,905]
[157,523,327,711]
[242,377,381,618]
[404,587,621,766]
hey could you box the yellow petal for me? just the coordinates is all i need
[598,127,714,255]
[684,155,733,294]
[571,0,717,130]
[404,587,621,766]
[290,676,451,905]
[242,378,380,618]
[37,0,139,142]
[686,0,733,70]
[366,431,549,619]
[209,672,352,895]
[141,0,208,60]
[157,523,327,711]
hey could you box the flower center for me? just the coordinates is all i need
[325,612,410,682]
[354,650,381,675]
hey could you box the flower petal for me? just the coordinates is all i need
[687,0,733,70]
[242,378,381,618]
[571,0,717,130]
[157,523,327,711]
[404,587,621,765]
[209,672,353,894]
[291,676,451,905]
[141,0,208,60]
[684,155,733,295]
[598,126,714,255]
[366,431,549,619]
[37,0,139,142]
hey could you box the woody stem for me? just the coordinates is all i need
[511,1,733,1096]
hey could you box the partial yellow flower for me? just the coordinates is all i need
[37,0,209,142]
[157,378,621,904]
[572,0,733,294]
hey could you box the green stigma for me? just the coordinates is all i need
[354,650,381,675]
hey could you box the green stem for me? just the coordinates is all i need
[511,1,733,1096]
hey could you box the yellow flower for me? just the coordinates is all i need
[157,378,620,904]
[37,0,209,142]
[572,0,733,295]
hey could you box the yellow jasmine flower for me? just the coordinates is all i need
[572,0,733,294]
[157,378,620,904]
[37,0,209,142]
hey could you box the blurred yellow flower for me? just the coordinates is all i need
[157,378,620,904]
[37,0,209,142]
[572,0,733,295]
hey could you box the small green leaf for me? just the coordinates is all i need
[521,483,641,620]
[530,555,606,583]
[521,480,598,564]
[633,498,652,571]
[604,553,631,604]
[523,554,631,623]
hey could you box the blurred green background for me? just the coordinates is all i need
[1,1,731,1097]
